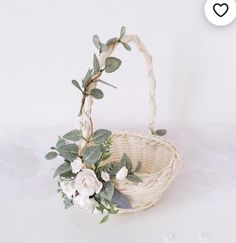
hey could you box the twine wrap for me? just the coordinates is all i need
[78,34,182,213]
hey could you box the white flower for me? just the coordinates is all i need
[101,171,110,182]
[60,180,76,198]
[75,169,103,196]
[116,166,128,181]
[73,194,96,213]
[71,158,83,173]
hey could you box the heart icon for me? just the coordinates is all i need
[213,3,229,17]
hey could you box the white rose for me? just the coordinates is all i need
[73,194,96,213]
[71,158,83,173]
[60,180,76,198]
[101,171,110,182]
[116,166,128,181]
[75,169,102,196]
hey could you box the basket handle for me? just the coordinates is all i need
[81,34,157,138]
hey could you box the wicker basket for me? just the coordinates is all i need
[80,34,182,213]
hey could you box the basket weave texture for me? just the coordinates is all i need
[80,34,182,213]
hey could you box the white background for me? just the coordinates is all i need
[0,0,236,128]
[1,1,236,243]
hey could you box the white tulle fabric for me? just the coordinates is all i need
[1,123,236,201]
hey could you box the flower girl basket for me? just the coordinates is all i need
[80,34,183,213]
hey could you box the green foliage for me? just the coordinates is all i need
[72,80,83,93]
[92,129,112,144]
[53,162,72,178]
[93,54,100,74]
[90,88,104,99]
[121,42,131,51]
[111,188,132,209]
[96,79,117,89]
[121,153,132,172]
[135,161,142,172]
[63,129,82,142]
[45,151,58,160]
[56,137,66,148]
[105,57,121,73]
[127,174,143,183]
[100,214,109,224]
[152,129,167,136]
[57,144,78,162]
[120,26,126,38]
[82,68,93,87]
[99,181,114,201]
[82,145,101,164]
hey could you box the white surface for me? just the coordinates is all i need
[1,124,236,243]
[0,0,236,128]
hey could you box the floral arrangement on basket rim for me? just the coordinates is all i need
[45,27,166,223]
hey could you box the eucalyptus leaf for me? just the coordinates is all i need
[90,88,104,99]
[101,44,108,52]
[122,42,131,51]
[105,57,121,73]
[82,145,101,164]
[57,144,78,162]
[45,151,58,160]
[100,214,109,224]
[72,80,83,92]
[106,37,118,46]
[134,161,142,173]
[63,197,73,209]
[93,35,101,50]
[96,79,117,89]
[93,129,112,144]
[101,153,111,161]
[120,26,126,38]
[53,162,72,178]
[111,188,132,209]
[63,129,82,142]
[83,68,93,87]
[127,174,143,183]
[153,129,167,136]
[56,138,66,148]
[121,153,132,172]
[99,181,114,201]
[104,161,122,176]
[93,54,100,74]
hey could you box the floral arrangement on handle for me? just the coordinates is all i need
[45,27,166,223]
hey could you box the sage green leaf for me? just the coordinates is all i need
[153,129,167,136]
[134,161,142,173]
[63,129,82,142]
[93,129,112,144]
[100,214,109,224]
[120,26,126,38]
[72,80,83,92]
[122,42,131,51]
[121,153,132,172]
[104,161,122,176]
[99,181,114,201]
[90,88,104,99]
[101,44,108,52]
[63,197,73,209]
[56,138,66,148]
[93,35,101,50]
[127,174,143,183]
[111,188,132,209]
[57,144,78,161]
[45,151,58,160]
[83,68,93,87]
[106,37,118,45]
[93,54,100,74]
[82,145,101,164]
[96,79,117,89]
[105,57,121,73]
[53,162,72,178]
[101,153,111,161]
